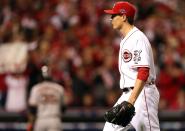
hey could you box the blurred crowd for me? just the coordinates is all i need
[0,0,185,113]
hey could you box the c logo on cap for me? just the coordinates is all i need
[119,9,126,14]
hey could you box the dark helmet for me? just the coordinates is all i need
[41,65,53,81]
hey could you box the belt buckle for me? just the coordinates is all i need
[122,88,129,92]
[147,80,155,85]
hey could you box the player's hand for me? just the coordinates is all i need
[26,123,34,131]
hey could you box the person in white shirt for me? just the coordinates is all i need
[5,73,28,112]
[103,1,160,131]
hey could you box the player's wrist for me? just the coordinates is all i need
[127,98,136,105]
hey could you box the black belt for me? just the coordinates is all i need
[122,87,134,92]
[122,81,155,92]
[146,80,155,85]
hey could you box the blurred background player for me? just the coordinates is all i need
[28,65,66,131]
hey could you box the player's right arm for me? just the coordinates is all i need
[27,85,39,131]
[128,65,150,105]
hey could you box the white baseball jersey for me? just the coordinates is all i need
[29,81,64,131]
[118,27,156,89]
[29,81,64,118]
[103,27,160,131]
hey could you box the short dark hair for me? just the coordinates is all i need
[127,16,134,25]
[111,14,135,25]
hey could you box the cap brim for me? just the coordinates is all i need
[104,9,118,14]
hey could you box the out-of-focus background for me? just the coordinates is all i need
[0,0,185,130]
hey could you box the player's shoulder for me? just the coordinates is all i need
[31,82,44,92]
[32,81,64,92]
[44,81,64,92]
[133,27,150,45]
[31,81,50,90]
[133,27,148,40]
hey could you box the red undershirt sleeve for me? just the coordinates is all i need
[137,67,149,81]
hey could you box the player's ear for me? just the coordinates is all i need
[122,14,127,22]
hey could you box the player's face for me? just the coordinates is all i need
[111,14,123,29]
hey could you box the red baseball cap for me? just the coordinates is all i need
[104,1,136,19]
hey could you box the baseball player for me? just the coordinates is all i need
[103,1,160,131]
[28,65,65,131]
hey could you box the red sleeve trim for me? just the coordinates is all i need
[137,67,149,81]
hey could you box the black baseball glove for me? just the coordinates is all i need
[104,101,135,127]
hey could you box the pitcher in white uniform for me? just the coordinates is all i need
[103,1,160,131]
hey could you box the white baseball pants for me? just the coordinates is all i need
[103,85,160,131]
[34,117,62,131]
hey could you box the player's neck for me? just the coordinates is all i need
[120,24,134,37]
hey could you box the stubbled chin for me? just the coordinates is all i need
[113,25,117,29]
[113,24,122,30]
[113,26,120,30]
